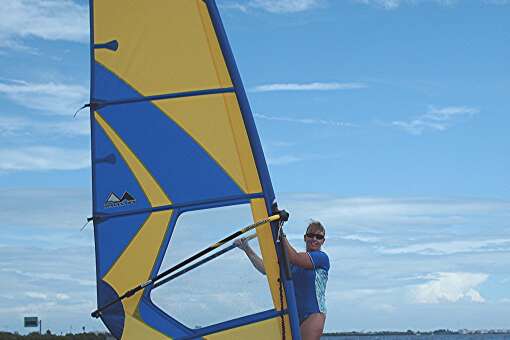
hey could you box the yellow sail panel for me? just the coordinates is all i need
[251,198,288,310]
[154,93,262,194]
[204,316,291,340]
[103,210,173,315]
[93,0,232,97]
[123,314,170,340]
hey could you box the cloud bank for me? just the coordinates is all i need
[1,190,509,332]
[412,272,488,303]
[0,0,88,50]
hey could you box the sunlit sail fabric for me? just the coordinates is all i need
[89,1,300,339]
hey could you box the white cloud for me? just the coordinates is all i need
[0,37,38,54]
[354,0,402,9]
[372,303,396,312]
[224,0,324,13]
[252,82,366,92]
[48,119,90,136]
[379,239,510,256]
[0,146,90,171]
[1,269,95,288]
[25,291,48,300]
[329,288,391,301]
[253,0,322,12]
[266,151,343,166]
[392,106,479,135]
[341,234,380,243]
[268,141,296,147]
[0,235,98,332]
[267,154,304,165]
[255,113,354,127]
[290,196,510,229]
[0,0,88,51]
[220,2,251,12]
[391,119,447,134]
[0,116,30,136]
[425,106,479,120]
[56,293,70,300]
[411,272,488,303]
[354,0,459,10]
[484,0,510,4]
[0,80,88,115]
[0,115,90,137]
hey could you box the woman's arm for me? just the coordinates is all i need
[235,238,266,275]
[282,235,313,269]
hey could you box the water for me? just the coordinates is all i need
[321,335,510,340]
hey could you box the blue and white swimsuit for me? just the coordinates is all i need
[291,250,330,324]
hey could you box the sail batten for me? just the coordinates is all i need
[94,192,266,223]
[92,87,236,109]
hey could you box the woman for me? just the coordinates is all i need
[235,221,329,340]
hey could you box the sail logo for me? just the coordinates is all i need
[104,191,136,208]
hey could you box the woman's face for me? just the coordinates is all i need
[304,229,325,252]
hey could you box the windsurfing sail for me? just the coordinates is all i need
[88,0,301,339]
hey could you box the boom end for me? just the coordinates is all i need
[278,210,289,222]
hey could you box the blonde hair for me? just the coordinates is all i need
[306,220,325,235]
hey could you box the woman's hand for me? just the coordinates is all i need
[234,237,249,251]
[235,236,266,275]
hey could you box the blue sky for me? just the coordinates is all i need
[0,0,509,335]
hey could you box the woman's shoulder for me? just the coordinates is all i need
[308,249,329,258]
[307,250,330,270]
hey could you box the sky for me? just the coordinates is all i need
[0,0,509,335]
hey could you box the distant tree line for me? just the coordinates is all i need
[0,331,111,340]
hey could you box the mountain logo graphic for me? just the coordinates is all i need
[104,191,136,208]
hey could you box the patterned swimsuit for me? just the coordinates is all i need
[291,250,330,324]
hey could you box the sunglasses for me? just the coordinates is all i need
[305,233,325,240]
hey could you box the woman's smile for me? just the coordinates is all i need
[305,233,324,251]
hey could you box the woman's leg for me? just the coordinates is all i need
[300,313,326,340]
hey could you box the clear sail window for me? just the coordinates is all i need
[149,203,276,328]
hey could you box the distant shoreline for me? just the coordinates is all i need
[324,330,510,336]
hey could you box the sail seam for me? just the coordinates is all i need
[222,94,249,191]
[94,112,171,207]
[197,0,231,88]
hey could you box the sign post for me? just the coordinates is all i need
[24,316,41,334]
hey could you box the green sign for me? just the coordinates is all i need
[24,316,38,327]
